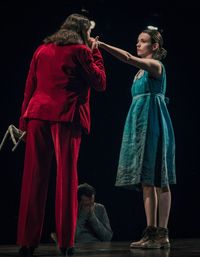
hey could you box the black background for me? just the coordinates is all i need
[0,0,199,244]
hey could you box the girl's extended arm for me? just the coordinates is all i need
[98,41,162,78]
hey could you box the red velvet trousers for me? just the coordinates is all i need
[17,120,82,248]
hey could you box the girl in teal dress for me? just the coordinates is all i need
[97,28,176,249]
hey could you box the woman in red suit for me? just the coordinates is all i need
[17,13,106,257]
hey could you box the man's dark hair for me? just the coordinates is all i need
[78,183,96,201]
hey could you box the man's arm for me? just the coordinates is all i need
[75,211,89,240]
[87,203,113,241]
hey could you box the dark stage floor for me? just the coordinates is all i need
[0,239,199,257]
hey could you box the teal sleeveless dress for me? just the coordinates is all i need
[115,64,176,190]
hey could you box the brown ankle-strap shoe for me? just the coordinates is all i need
[156,227,170,248]
[130,226,160,248]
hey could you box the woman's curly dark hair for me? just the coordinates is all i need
[43,13,91,45]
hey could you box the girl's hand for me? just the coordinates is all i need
[88,36,99,50]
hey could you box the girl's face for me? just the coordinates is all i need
[136,32,157,58]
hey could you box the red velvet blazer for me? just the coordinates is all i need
[19,43,106,134]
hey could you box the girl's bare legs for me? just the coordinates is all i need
[156,186,171,248]
[130,185,159,248]
[143,185,158,227]
[156,186,171,228]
